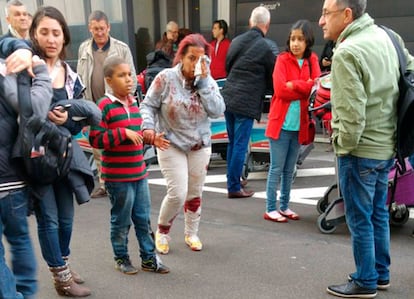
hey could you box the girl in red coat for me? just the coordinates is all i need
[264,20,321,222]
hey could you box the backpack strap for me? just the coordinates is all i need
[16,70,33,119]
[378,25,410,173]
[378,25,407,76]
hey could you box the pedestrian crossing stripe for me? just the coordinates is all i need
[147,167,336,206]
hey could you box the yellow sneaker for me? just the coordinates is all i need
[155,231,170,254]
[185,235,202,251]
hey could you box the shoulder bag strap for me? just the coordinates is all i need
[16,70,33,119]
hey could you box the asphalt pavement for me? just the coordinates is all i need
[5,142,414,299]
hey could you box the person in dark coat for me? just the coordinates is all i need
[0,38,51,299]
[144,50,172,91]
[221,6,275,198]
[319,40,335,72]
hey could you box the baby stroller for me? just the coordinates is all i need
[311,73,414,233]
[316,159,414,234]
[308,72,332,137]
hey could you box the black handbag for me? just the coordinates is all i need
[12,71,73,185]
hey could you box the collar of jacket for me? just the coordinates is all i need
[336,13,373,45]
[92,38,111,51]
[250,26,265,37]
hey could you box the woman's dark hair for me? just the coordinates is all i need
[213,19,228,36]
[29,6,71,60]
[173,33,212,66]
[177,28,193,45]
[285,19,314,59]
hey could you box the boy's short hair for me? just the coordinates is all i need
[103,56,128,77]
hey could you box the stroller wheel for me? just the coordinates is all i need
[317,214,337,234]
[317,183,339,214]
[389,205,410,226]
[316,198,329,214]
[242,153,252,180]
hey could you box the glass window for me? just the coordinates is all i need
[200,0,213,32]
[43,0,85,25]
[91,0,122,22]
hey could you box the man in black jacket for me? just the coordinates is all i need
[221,6,275,198]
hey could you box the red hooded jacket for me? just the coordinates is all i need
[210,38,231,80]
[265,51,321,143]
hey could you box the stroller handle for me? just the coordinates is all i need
[309,101,331,112]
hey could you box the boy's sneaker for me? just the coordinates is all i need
[185,234,203,251]
[155,231,170,254]
[115,258,138,275]
[141,255,170,274]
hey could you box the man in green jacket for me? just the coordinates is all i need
[319,0,414,298]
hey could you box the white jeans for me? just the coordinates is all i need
[157,145,211,235]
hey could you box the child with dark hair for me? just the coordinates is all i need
[264,19,321,222]
[89,56,170,275]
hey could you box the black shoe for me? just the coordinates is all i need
[327,281,377,298]
[228,189,254,198]
[115,258,138,275]
[141,255,170,274]
[348,274,390,290]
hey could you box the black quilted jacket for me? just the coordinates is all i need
[221,27,275,121]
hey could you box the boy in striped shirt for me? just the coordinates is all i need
[89,56,170,275]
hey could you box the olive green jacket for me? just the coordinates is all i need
[331,13,414,159]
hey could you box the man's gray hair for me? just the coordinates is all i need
[336,0,367,19]
[88,10,109,24]
[166,21,178,32]
[5,0,24,17]
[249,6,271,26]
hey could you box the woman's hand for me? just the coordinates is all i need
[125,128,143,145]
[32,55,45,68]
[322,57,332,67]
[143,129,156,145]
[200,58,209,79]
[48,107,68,125]
[286,81,294,90]
[154,132,170,150]
[6,49,34,77]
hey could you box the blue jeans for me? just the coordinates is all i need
[106,178,155,261]
[0,188,37,299]
[34,179,74,268]
[338,155,394,289]
[266,130,300,212]
[225,111,254,192]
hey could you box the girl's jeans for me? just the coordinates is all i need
[266,130,300,212]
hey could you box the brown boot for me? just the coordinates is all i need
[62,256,85,284]
[49,265,91,297]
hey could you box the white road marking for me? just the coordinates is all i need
[148,167,336,206]
[148,165,414,218]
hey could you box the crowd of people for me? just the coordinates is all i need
[1,0,414,298]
